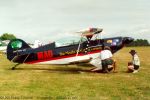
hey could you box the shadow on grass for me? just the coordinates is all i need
[6,63,109,74]
[7,67,97,74]
[119,70,137,74]
[76,63,93,67]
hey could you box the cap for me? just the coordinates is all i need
[129,50,136,53]
[104,46,111,50]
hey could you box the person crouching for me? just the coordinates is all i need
[127,50,140,73]
[100,46,114,73]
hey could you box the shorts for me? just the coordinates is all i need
[102,59,113,66]
[134,65,139,70]
[102,59,113,70]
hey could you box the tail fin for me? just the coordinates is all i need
[7,39,31,61]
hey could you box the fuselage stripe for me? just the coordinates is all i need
[26,50,101,64]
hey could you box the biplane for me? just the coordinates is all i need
[6,28,134,70]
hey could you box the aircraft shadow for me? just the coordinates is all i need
[11,67,95,74]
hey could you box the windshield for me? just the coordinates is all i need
[55,36,87,47]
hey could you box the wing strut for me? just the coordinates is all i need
[12,63,20,70]
[76,33,83,57]
[76,28,103,57]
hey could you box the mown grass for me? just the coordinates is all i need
[0,47,150,100]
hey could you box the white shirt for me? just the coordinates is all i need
[133,54,140,66]
[100,50,113,60]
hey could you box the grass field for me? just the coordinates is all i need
[0,47,150,100]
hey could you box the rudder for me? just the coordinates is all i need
[7,39,31,61]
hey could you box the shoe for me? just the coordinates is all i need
[133,70,138,73]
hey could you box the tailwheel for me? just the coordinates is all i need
[11,63,20,70]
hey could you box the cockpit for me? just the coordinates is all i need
[55,36,87,47]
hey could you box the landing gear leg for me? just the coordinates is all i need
[12,63,20,70]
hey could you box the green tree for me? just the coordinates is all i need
[127,39,150,47]
[0,33,16,40]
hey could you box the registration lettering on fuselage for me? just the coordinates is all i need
[37,50,53,60]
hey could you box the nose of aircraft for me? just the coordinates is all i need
[123,37,134,44]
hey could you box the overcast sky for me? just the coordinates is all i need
[0,0,150,43]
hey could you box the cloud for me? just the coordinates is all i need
[103,24,150,42]
[0,0,150,43]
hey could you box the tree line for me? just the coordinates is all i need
[0,33,16,40]
[126,39,150,47]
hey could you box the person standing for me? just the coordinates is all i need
[127,50,140,73]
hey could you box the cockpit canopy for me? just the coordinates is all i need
[55,36,87,47]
